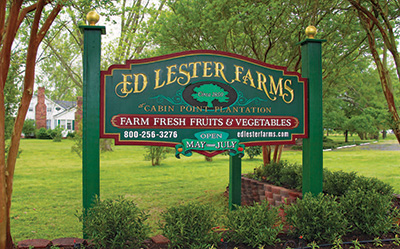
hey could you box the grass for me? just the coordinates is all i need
[9,135,400,242]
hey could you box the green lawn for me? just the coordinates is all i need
[9,136,400,242]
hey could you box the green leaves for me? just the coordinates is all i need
[225,201,282,247]
[285,193,349,243]
[79,196,150,249]
[160,202,220,249]
[341,187,394,236]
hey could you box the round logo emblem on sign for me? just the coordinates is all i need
[182,81,238,109]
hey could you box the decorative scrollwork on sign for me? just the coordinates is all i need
[151,89,185,105]
[236,90,269,106]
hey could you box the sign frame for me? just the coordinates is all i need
[100,50,308,157]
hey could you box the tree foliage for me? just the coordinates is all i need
[323,60,394,140]
[22,119,36,138]
[149,0,399,144]
[348,0,400,143]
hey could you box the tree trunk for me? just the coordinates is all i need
[262,145,271,166]
[0,2,63,248]
[0,77,7,249]
[263,145,283,166]
[272,145,283,163]
[344,130,348,143]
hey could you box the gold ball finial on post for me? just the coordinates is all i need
[305,25,317,39]
[86,11,100,26]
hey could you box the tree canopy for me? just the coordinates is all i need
[149,0,399,141]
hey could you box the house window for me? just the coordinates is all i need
[67,120,72,130]
[46,120,51,129]
[47,107,52,112]
[28,107,33,112]
[60,120,66,129]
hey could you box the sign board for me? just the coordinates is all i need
[100,50,307,157]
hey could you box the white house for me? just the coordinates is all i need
[25,87,82,135]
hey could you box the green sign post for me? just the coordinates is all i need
[300,27,325,196]
[80,14,106,219]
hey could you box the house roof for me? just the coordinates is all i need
[54,100,76,109]
[54,106,77,119]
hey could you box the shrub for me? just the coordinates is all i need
[341,188,395,236]
[160,202,219,249]
[245,146,262,159]
[35,127,51,139]
[349,175,393,196]
[66,131,76,139]
[252,161,302,190]
[254,161,284,185]
[226,201,282,247]
[144,146,167,166]
[79,196,149,249]
[323,170,357,196]
[290,145,302,150]
[22,119,36,137]
[49,126,63,142]
[280,163,302,191]
[285,193,349,243]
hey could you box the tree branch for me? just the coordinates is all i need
[37,3,63,43]
[0,0,6,42]
[43,40,83,87]
[0,0,24,89]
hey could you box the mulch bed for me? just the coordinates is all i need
[144,233,400,249]
[16,232,400,249]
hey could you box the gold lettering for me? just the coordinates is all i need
[203,61,213,77]
[283,79,294,103]
[115,74,133,98]
[234,65,243,82]
[269,75,283,96]
[214,62,235,83]
[256,71,275,101]
[133,73,147,93]
[154,69,163,89]
[177,64,191,85]
[242,69,255,87]
[189,61,202,78]
[165,65,177,85]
